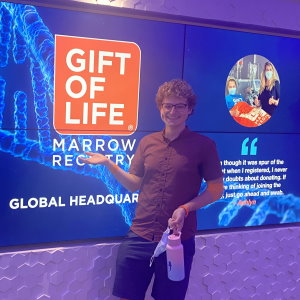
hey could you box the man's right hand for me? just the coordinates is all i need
[78,152,109,166]
[79,152,142,192]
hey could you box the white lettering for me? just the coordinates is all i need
[65,101,80,124]
[53,139,65,151]
[65,75,87,99]
[110,104,124,125]
[90,77,105,98]
[98,51,113,73]
[66,48,85,72]
[115,52,131,75]
[92,103,107,124]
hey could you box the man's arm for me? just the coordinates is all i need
[106,159,142,192]
[79,152,142,192]
[168,176,224,233]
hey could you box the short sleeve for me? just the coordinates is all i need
[129,138,145,177]
[200,140,223,181]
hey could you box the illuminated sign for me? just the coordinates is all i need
[54,35,141,135]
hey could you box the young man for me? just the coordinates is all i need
[80,79,224,300]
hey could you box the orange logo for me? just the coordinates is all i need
[54,35,141,135]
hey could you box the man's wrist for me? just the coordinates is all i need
[179,205,189,217]
[107,160,121,174]
[105,159,112,168]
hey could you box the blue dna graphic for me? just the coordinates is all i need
[200,180,300,227]
[0,2,136,225]
[0,2,299,230]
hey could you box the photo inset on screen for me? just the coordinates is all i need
[225,55,280,127]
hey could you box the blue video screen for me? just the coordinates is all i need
[184,26,300,230]
[0,2,299,246]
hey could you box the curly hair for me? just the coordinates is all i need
[155,79,196,111]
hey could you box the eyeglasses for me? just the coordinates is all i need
[161,103,188,111]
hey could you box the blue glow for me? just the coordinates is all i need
[0,4,12,67]
[0,2,135,226]
[0,76,5,127]
[0,2,299,232]
[202,181,300,226]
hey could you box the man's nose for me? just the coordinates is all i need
[169,106,176,113]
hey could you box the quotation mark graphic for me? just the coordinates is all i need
[241,137,258,155]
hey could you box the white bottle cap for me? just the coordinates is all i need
[167,233,181,247]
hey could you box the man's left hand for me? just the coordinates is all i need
[168,207,186,234]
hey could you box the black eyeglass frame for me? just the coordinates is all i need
[161,103,189,111]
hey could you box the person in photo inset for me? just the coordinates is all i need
[79,79,224,300]
[255,61,280,116]
[225,78,245,116]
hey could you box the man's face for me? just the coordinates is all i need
[160,96,192,128]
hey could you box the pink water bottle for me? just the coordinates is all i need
[166,233,185,281]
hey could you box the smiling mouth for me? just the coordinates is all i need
[166,115,180,119]
[167,117,180,120]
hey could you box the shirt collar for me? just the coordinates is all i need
[161,126,190,143]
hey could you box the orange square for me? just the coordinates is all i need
[54,35,141,135]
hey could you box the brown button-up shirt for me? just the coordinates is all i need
[129,127,223,242]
